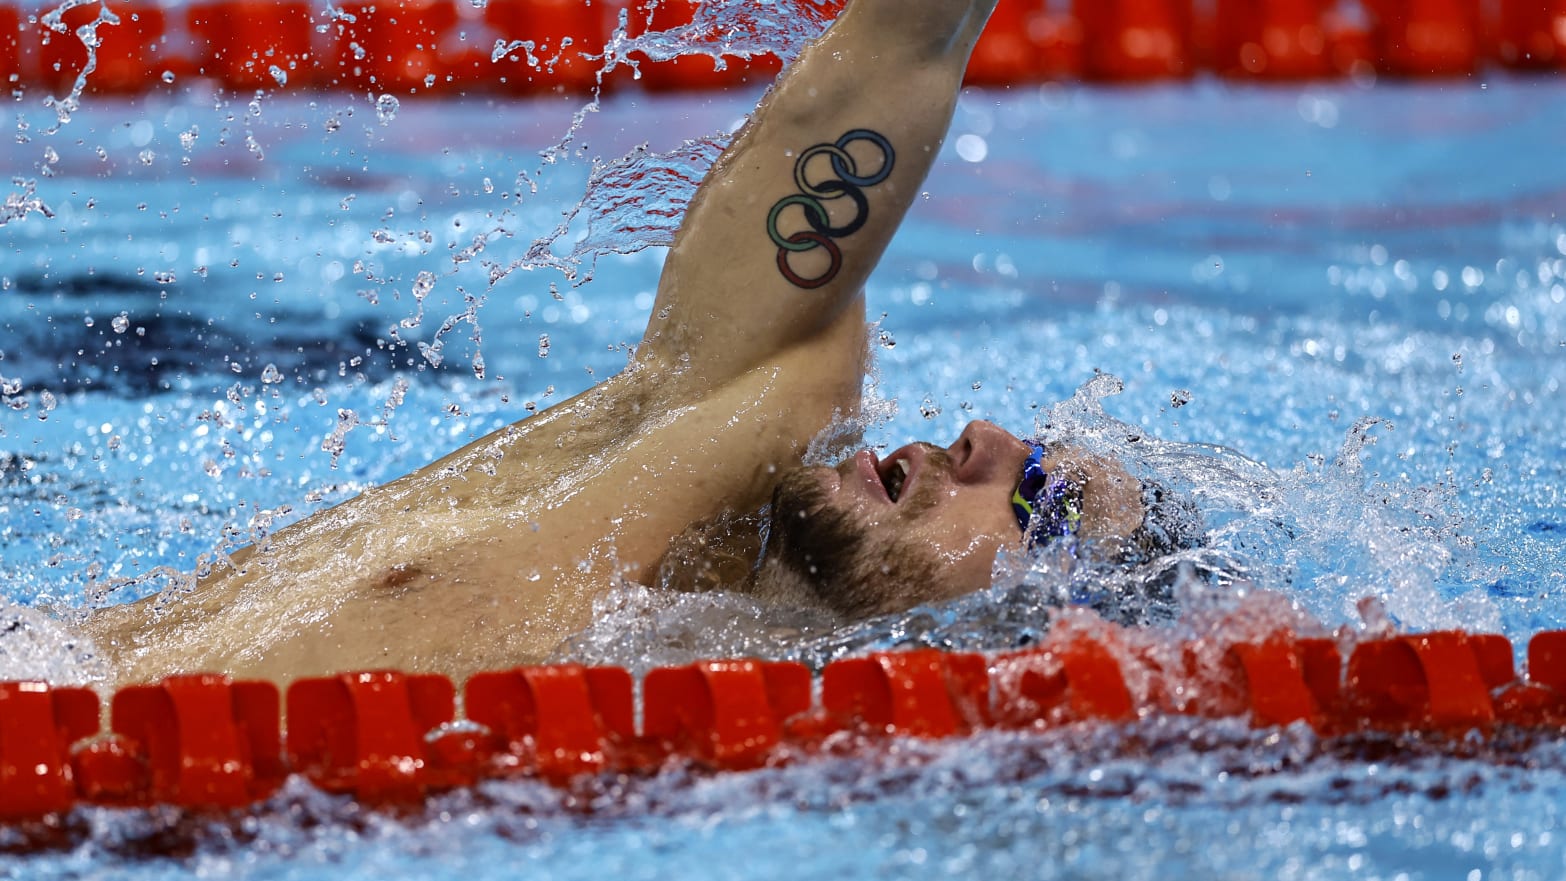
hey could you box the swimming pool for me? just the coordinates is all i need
[3,61,1566,881]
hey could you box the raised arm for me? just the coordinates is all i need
[637,0,998,385]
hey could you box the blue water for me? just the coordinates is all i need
[3,70,1566,877]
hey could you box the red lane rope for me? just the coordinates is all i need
[0,0,1562,98]
[6,627,1566,821]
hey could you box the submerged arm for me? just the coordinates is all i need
[637,0,998,384]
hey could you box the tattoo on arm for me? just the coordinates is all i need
[766,129,896,289]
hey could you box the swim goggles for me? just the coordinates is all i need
[1010,442,1083,545]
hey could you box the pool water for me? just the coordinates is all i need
[3,66,1566,879]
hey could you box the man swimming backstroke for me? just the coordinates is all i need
[88,0,1192,685]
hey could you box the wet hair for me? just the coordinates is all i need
[1068,479,1208,626]
[1116,479,1206,564]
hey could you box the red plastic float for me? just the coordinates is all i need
[1364,0,1482,75]
[1,5,18,86]
[484,0,611,94]
[1073,0,1194,81]
[0,682,96,819]
[7,626,1566,822]
[465,663,632,779]
[1495,0,1566,68]
[644,659,807,768]
[822,650,988,737]
[0,0,1563,94]
[188,0,314,90]
[110,674,285,808]
[1346,632,1495,731]
[1228,635,1322,728]
[332,0,457,92]
[285,670,454,801]
[990,636,1136,725]
[966,0,1084,85]
[1213,0,1336,79]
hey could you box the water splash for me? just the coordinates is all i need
[561,369,1496,673]
[510,0,837,281]
[599,0,839,74]
[517,136,727,283]
[1,179,56,227]
[1023,376,1490,634]
[0,600,110,683]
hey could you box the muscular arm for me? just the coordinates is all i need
[637,0,998,385]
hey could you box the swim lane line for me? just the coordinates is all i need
[4,625,1566,821]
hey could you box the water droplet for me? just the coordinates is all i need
[878,330,896,348]
[84,316,95,327]
[161,70,175,84]
[260,364,283,384]
[154,271,177,285]
[111,313,129,333]
[375,94,400,125]
[1170,388,1192,408]
[538,333,551,358]
[138,149,154,165]
[270,65,287,86]
[412,270,436,300]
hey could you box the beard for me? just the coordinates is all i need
[755,447,957,617]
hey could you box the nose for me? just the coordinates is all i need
[948,420,1028,483]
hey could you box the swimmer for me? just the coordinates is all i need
[86,0,1176,685]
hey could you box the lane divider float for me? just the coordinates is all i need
[1,0,1562,97]
[8,626,1566,821]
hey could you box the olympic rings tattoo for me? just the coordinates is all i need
[765,128,895,289]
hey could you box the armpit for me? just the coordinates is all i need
[373,562,429,596]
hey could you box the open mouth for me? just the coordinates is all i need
[882,458,911,502]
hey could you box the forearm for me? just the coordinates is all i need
[640,0,997,381]
[847,0,998,60]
